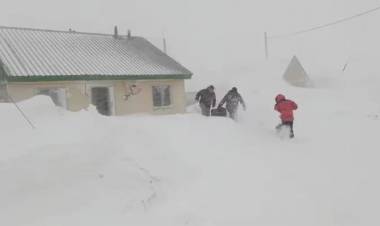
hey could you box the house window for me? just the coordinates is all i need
[152,85,171,107]
[36,88,67,108]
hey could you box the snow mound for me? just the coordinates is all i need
[0,60,379,226]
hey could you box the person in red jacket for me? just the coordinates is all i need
[274,94,298,138]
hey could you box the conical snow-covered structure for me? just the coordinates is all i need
[283,56,312,87]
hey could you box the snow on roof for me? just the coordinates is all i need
[0,26,192,81]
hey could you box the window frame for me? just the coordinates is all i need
[152,85,172,108]
[35,87,68,109]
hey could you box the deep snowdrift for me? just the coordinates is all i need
[0,61,379,226]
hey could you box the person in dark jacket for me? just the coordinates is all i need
[195,85,216,116]
[218,87,246,120]
[274,94,298,138]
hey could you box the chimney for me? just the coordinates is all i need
[127,29,131,39]
[113,26,119,38]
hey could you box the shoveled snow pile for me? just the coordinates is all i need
[0,61,379,226]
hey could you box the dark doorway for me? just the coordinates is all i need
[91,87,111,116]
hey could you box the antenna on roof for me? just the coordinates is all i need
[114,26,119,38]
[162,29,167,54]
[163,37,167,54]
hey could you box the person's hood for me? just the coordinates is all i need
[275,94,286,103]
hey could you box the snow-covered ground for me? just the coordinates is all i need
[1,60,380,226]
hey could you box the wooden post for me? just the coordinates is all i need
[264,32,269,60]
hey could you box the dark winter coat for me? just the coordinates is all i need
[195,89,216,108]
[274,96,298,122]
[219,90,246,112]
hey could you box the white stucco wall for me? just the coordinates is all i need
[7,79,187,115]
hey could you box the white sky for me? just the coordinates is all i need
[1,0,380,86]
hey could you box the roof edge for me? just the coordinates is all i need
[0,25,134,38]
[6,74,192,82]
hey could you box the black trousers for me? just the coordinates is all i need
[227,109,237,120]
[276,121,294,138]
[200,103,211,116]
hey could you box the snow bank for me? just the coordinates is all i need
[0,60,379,226]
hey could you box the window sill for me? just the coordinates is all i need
[153,105,172,111]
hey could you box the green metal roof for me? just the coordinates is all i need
[0,26,192,82]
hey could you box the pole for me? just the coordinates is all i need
[342,57,350,72]
[7,94,36,129]
[264,32,269,60]
[0,60,35,129]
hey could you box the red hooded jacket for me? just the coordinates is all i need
[274,94,298,122]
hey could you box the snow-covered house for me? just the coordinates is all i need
[0,26,192,115]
